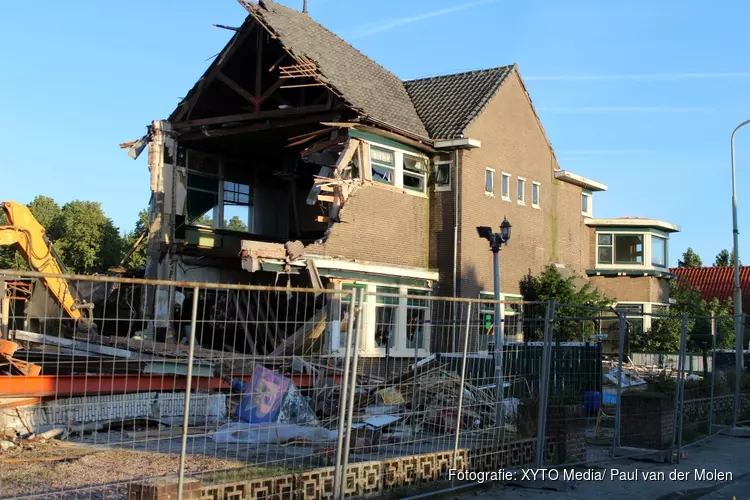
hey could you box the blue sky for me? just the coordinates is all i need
[1,0,749,267]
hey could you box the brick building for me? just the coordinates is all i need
[132,1,679,357]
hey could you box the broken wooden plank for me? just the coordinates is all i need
[320,121,358,128]
[319,185,334,192]
[317,195,334,203]
[13,330,137,359]
[299,135,347,158]
[288,126,335,142]
[269,309,326,356]
[334,138,360,172]
[315,216,330,223]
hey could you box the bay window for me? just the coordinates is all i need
[595,231,669,269]
[651,235,666,267]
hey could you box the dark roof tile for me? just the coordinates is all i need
[404,66,514,139]
[252,2,429,139]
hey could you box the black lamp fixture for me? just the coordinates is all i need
[476,217,512,252]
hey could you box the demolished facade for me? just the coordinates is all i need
[132,0,680,360]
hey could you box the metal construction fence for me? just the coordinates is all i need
[0,271,748,499]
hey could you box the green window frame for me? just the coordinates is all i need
[370,146,395,185]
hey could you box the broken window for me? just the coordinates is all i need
[374,286,398,348]
[186,172,219,226]
[403,154,426,193]
[406,289,428,350]
[370,146,395,185]
[222,181,251,231]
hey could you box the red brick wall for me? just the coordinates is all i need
[306,184,430,269]
[457,72,591,298]
[589,275,670,303]
[429,152,457,296]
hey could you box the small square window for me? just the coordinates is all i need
[435,162,451,190]
[582,193,592,216]
[485,168,494,195]
[501,173,510,200]
[531,182,540,208]
[517,178,526,204]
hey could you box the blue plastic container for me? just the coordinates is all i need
[584,391,601,412]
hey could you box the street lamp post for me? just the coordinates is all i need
[477,217,512,435]
[731,119,749,429]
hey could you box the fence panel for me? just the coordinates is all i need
[0,272,356,500]
[2,270,749,500]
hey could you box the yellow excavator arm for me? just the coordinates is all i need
[0,201,84,322]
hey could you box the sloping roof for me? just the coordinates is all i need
[247,1,429,139]
[670,266,750,304]
[404,66,515,139]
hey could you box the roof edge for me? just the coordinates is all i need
[585,217,681,233]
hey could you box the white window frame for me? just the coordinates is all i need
[517,177,526,205]
[594,229,670,271]
[485,168,495,197]
[332,282,432,357]
[531,181,541,209]
[434,161,452,192]
[582,192,593,217]
[501,172,511,201]
[651,235,667,268]
[367,141,429,197]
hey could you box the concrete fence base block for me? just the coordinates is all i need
[127,478,203,500]
[500,479,576,492]
[713,425,750,438]
[613,446,688,463]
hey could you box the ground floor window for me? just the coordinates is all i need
[406,290,429,350]
[375,286,399,348]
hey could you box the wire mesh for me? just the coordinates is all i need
[0,270,748,499]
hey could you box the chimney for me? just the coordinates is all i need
[302,0,308,13]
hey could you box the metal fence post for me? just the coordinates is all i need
[339,287,365,500]
[675,315,688,463]
[333,288,357,500]
[535,301,554,468]
[451,302,473,487]
[0,279,8,339]
[177,286,200,500]
[612,312,627,453]
[709,312,717,434]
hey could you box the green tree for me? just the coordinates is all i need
[678,247,703,268]
[27,195,62,238]
[639,278,737,352]
[225,216,248,232]
[714,249,740,267]
[519,264,612,340]
[120,209,149,269]
[54,201,122,274]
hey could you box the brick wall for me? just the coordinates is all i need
[457,72,591,298]
[429,152,457,296]
[306,184,430,269]
[589,275,670,303]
